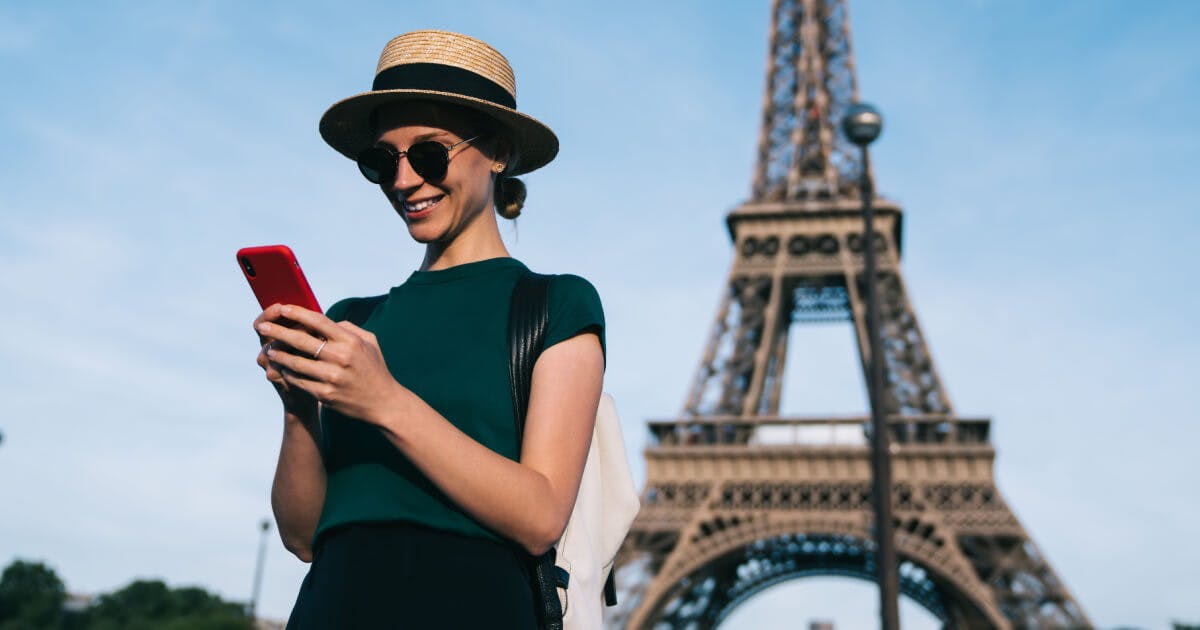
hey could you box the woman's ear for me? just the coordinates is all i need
[491,135,514,174]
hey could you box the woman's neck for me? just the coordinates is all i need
[419,213,511,271]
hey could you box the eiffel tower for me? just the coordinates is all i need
[609,1,1091,628]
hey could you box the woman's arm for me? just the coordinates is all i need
[270,409,326,562]
[258,305,603,555]
[255,304,328,562]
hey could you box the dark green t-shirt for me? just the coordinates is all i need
[313,257,605,546]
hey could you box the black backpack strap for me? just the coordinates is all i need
[507,271,554,446]
[507,271,564,630]
[604,569,618,606]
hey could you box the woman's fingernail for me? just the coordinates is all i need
[281,305,292,315]
[266,348,276,357]
[257,323,270,332]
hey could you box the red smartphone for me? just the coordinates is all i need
[237,245,322,312]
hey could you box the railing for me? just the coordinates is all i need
[646,415,991,448]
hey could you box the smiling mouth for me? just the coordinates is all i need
[399,194,444,218]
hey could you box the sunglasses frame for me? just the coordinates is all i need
[356,135,482,185]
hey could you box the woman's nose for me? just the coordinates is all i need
[392,154,424,191]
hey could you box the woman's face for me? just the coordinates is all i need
[372,102,497,244]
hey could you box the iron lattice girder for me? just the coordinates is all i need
[685,205,953,420]
[753,0,865,202]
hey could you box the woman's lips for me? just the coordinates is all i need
[400,194,443,219]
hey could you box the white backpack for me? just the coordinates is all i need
[554,393,640,628]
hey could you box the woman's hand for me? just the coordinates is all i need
[254,306,318,420]
[255,304,401,425]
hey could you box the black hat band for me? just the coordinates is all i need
[372,63,517,110]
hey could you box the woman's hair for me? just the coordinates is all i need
[464,106,525,220]
[371,101,527,220]
[493,175,526,220]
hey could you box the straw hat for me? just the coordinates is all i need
[319,30,558,176]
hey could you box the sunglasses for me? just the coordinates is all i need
[356,135,481,185]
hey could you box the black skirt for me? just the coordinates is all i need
[286,521,538,630]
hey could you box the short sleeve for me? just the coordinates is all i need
[324,298,353,322]
[324,295,385,325]
[544,274,606,365]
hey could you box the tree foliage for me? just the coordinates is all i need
[85,580,251,630]
[0,560,252,630]
[0,559,66,629]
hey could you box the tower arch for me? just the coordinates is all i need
[636,515,1002,628]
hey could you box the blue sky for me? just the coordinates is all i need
[1,1,1197,627]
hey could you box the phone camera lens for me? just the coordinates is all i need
[241,257,257,277]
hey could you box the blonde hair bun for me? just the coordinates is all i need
[495,176,526,220]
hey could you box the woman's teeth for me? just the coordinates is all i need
[403,196,442,213]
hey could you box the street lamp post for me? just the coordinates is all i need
[842,102,900,630]
[249,518,271,621]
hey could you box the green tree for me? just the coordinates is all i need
[0,559,66,629]
[0,559,253,630]
[83,579,252,630]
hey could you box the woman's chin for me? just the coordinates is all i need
[405,223,443,244]
[406,229,436,244]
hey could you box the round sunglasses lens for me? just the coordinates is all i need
[356,148,392,184]
[407,142,449,181]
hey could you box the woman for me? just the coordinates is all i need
[252,31,605,628]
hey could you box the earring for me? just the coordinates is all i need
[493,163,506,174]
